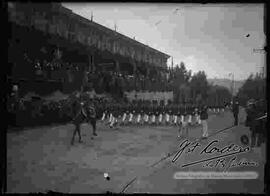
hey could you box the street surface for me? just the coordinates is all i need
[7,108,266,193]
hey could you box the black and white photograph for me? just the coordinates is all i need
[6,2,267,194]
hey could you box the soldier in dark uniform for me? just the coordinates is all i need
[245,101,257,149]
[232,98,240,126]
[86,101,97,137]
[245,100,266,149]
[71,99,87,145]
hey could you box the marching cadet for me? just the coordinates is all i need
[176,107,181,126]
[200,105,209,139]
[150,106,156,126]
[135,109,142,125]
[158,107,163,125]
[101,105,108,122]
[188,111,192,125]
[168,108,173,125]
[172,108,178,126]
[144,108,150,125]
[128,109,134,125]
[109,104,116,128]
[165,107,170,125]
[150,107,156,125]
[232,98,240,126]
[194,108,199,125]
[140,109,145,125]
[121,109,128,126]
[196,108,202,125]
[107,105,114,126]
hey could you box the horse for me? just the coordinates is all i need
[61,93,97,145]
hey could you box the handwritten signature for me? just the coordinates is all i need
[172,139,257,169]
[203,156,258,171]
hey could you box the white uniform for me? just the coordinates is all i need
[128,113,133,123]
[159,114,163,123]
[173,115,178,124]
[180,115,184,124]
[151,115,156,124]
[166,114,170,123]
[188,115,192,124]
[109,113,113,123]
[137,114,141,124]
[145,114,149,123]
[101,112,106,121]
[122,113,127,123]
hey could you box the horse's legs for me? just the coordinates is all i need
[71,123,82,145]
[77,123,82,142]
[90,119,97,136]
[71,124,79,145]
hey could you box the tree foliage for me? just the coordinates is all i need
[237,73,266,106]
[169,62,232,106]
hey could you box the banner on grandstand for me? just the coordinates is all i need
[124,91,173,104]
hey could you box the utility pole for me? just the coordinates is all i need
[229,73,234,103]
[91,11,93,21]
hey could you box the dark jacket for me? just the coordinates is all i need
[200,107,208,120]
[232,102,239,114]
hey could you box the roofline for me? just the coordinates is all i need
[60,4,170,59]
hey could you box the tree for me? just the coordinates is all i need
[237,73,266,106]
[171,62,190,103]
[189,71,208,104]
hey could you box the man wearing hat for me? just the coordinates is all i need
[200,105,209,139]
[232,97,240,126]
[86,101,97,137]
[71,99,87,145]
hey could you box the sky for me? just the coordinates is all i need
[62,3,265,80]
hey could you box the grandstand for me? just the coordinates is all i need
[8,2,171,102]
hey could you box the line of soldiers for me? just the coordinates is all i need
[97,103,225,128]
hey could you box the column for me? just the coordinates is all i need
[132,61,137,90]
[89,54,95,72]
[132,61,137,75]
[115,60,120,73]
[146,67,150,78]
